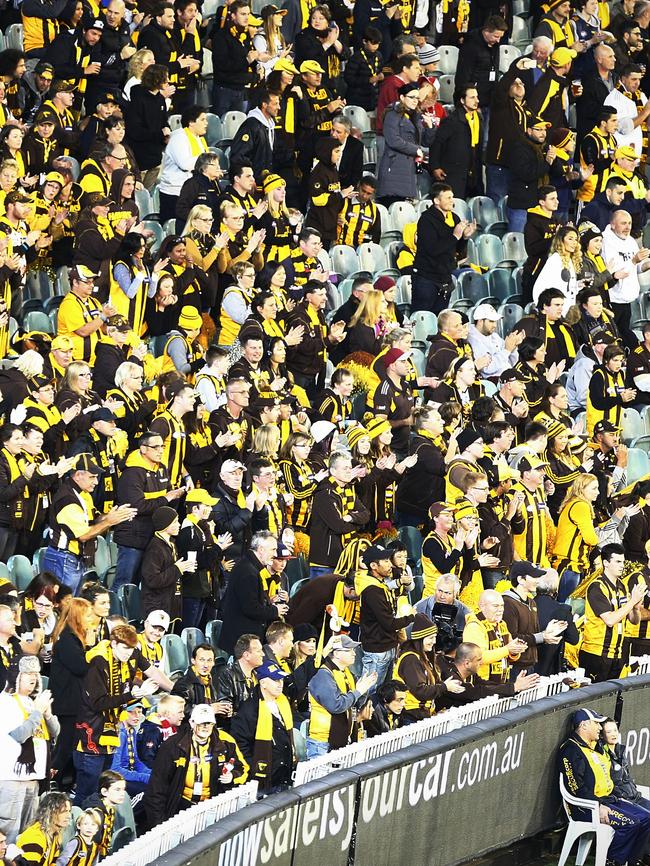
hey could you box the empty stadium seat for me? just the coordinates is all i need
[329,245,361,277]
[437,45,459,74]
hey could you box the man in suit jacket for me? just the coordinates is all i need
[332,115,364,190]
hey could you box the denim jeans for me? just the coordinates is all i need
[212,85,246,116]
[361,648,396,692]
[309,566,332,579]
[485,164,510,205]
[506,207,527,233]
[306,737,331,759]
[73,751,109,806]
[558,568,581,603]
[182,597,206,629]
[43,547,85,595]
[113,546,144,592]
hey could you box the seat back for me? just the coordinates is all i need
[343,104,371,132]
[438,74,455,104]
[329,245,360,277]
[502,231,527,264]
[437,45,459,74]
[161,633,190,676]
[181,627,206,656]
[357,241,387,272]
[388,201,418,232]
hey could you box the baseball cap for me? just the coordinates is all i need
[221,459,246,474]
[472,304,502,322]
[69,264,99,282]
[333,634,361,650]
[255,660,289,681]
[186,488,218,507]
[616,144,638,160]
[509,560,546,583]
[574,708,607,725]
[5,190,32,205]
[83,14,104,29]
[300,60,326,74]
[190,704,216,724]
[106,314,131,332]
[591,330,615,346]
[473,303,501,322]
[34,111,57,125]
[29,374,54,391]
[87,194,112,207]
[97,91,117,105]
[499,367,527,383]
[274,57,299,75]
[383,347,412,368]
[146,609,170,631]
[44,171,65,187]
[51,335,74,351]
[74,453,103,475]
[518,454,550,473]
[50,79,74,94]
[35,61,54,80]
[261,3,287,15]
[91,407,117,424]
[429,502,455,519]
[594,420,618,435]
[550,47,577,66]
[362,544,392,566]
[528,115,551,130]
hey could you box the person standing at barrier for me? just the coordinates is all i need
[144,704,248,827]
[357,545,415,691]
[559,708,650,866]
[501,561,568,678]
[581,543,647,683]
[306,635,376,759]
[230,661,295,794]
[363,680,408,737]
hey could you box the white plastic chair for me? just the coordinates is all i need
[437,45,458,75]
[558,775,614,866]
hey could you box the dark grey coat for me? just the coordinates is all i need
[377,105,435,200]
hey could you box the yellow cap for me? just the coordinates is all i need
[186,488,218,507]
[274,57,299,75]
[300,60,326,74]
[616,144,638,160]
[550,47,577,66]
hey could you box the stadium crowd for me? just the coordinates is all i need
[0,0,649,860]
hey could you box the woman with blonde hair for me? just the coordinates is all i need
[346,288,385,355]
[50,597,92,790]
[250,423,282,465]
[428,355,483,419]
[552,472,600,600]
[533,225,582,312]
[54,360,104,440]
[260,173,293,262]
[254,5,289,76]
[106,360,156,442]
[123,48,155,100]
[182,203,229,315]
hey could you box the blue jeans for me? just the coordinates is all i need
[43,547,85,595]
[361,648,396,692]
[507,207,527,233]
[486,164,510,205]
[306,738,330,759]
[182,597,206,629]
[558,568,581,603]
[309,566,332,579]
[212,85,246,116]
[73,751,109,806]
[113,546,144,592]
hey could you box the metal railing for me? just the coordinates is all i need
[293,673,573,785]
[99,782,258,866]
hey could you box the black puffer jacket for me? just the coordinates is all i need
[113,451,171,550]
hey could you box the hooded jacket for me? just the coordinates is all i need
[306,138,344,242]
[357,571,414,652]
[113,450,171,550]
[229,108,275,180]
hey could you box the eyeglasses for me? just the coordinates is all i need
[77,372,92,378]
[145,443,164,450]
[34,600,54,609]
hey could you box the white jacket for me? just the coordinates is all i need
[532,253,579,314]
[0,693,60,781]
[159,128,208,196]
[601,224,641,303]
[604,88,646,156]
